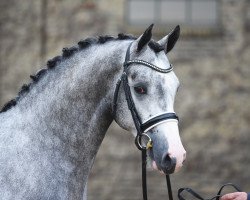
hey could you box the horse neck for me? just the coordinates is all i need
[5,40,131,187]
[34,41,129,144]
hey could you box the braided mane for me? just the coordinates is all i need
[0,33,163,113]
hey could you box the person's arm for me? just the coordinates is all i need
[221,192,248,200]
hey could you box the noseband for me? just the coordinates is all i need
[113,42,178,200]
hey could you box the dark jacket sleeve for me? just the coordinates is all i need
[247,193,250,200]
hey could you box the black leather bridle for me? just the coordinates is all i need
[112,42,243,200]
[113,42,178,200]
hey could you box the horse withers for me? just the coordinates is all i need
[0,24,186,199]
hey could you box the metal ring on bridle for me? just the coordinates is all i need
[135,133,153,150]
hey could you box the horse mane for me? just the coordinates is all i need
[0,33,162,113]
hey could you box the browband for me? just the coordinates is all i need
[124,60,173,73]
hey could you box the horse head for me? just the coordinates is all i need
[0,23,186,199]
[114,24,186,174]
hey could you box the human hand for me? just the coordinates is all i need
[220,192,247,200]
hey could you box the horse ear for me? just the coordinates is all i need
[134,24,154,52]
[158,25,180,54]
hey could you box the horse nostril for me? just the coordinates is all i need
[162,153,172,165]
[161,153,176,174]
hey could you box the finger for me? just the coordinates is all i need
[221,193,240,200]
[235,192,248,200]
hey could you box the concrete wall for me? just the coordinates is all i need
[221,0,248,55]
[0,0,108,105]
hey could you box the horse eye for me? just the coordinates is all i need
[134,86,147,94]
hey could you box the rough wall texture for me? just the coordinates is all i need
[0,0,41,104]
[221,0,247,55]
[0,0,107,105]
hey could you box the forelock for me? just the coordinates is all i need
[148,40,164,53]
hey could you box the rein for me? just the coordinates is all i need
[113,42,177,200]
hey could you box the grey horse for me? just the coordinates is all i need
[0,25,186,199]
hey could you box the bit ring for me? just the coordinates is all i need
[135,133,152,150]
